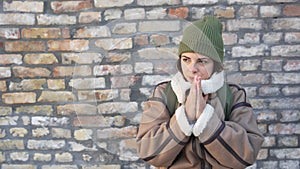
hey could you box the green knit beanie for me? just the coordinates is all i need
[178,16,224,63]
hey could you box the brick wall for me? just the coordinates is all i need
[0,0,299,169]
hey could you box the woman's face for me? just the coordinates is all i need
[180,52,214,83]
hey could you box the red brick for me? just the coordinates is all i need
[2,92,36,104]
[106,52,131,63]
[5,41,45,52]
[96,126,137,139]
[61,53,103,64]
[95,38,132,50]
[79,12,101,24]
[24,53,58,65]
[111,76,138,88]
[22,28,61,39]
[227,73,269,85]
[37,91,76,103]
[283,5,300,16]
[74,26,111,38]
[0,81,6,92]
[97,102,137,114]
[10,79,46,91]
[70,78,106,89]
[168,7,189,18]
[150,34,170,46]
[153,61,177,74]
[222,33,238,45]
[47,40,89,52]
[134,35,148,46]
[47,79,65,90]
[13,66,51,78]
[15,105,53,116]
[57,104,97,115]
[94,64,133,76]
[51,1,92,13]
[53,66,92,77]
[214,7,235,18]
[62,28,71,39]
[73,116,110,127]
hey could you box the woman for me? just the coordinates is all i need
[136,16,264,169]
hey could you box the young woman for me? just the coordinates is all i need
[136,16,264,169]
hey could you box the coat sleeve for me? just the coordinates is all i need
[193,85,264,169]
[136,83,190,167]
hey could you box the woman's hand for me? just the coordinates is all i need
[185,76,209,122]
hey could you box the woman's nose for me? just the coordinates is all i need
[190,63,198,74]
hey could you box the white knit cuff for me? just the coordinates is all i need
[175,105,194,136]
[193,104,214,137]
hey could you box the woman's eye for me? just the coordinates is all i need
[198,59,208,64]
[182,58,189,62]
[198,59,204,63]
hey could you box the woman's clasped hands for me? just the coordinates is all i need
[185,75,209,123]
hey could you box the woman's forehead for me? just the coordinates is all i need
[181,52,210,59]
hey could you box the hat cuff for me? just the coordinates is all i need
[178,42,193,56]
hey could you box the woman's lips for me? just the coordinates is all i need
[187,76,194,82]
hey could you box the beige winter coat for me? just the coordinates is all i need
[136,75,264,169]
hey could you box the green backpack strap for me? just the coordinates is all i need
[217,83,233,121]
[163,81,178,116]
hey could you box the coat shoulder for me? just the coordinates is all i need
[152,81,169,97]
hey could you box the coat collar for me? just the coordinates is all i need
[170,71,225,104]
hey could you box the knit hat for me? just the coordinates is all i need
[178,16,224,63]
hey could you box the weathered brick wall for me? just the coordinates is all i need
[0,0,299,169]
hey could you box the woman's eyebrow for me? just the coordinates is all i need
[198,58,210,60]
[181,55,190,58]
